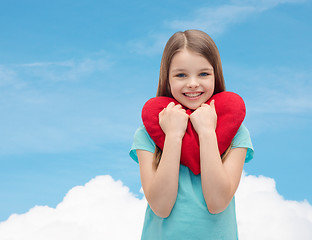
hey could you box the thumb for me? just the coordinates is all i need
[210,99,215,108]
[159,108,165,117]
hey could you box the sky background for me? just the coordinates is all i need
[0,0,311,234]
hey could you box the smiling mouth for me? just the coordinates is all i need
[183,92,203,98]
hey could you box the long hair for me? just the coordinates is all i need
[153,30,228,169]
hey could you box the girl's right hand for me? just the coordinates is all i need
[159,102,189,139]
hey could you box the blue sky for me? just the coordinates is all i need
[0,0,311,222]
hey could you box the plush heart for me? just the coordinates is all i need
[141,91,246,175]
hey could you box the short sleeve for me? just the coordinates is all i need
[129,125,156,163]
[231,124,254,163]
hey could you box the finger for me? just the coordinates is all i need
[210,99,215,108]
[166,102,175,109]
[159,108,165,116]
[180,109,188,116]
[174,104,184,111]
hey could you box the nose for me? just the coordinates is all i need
[187,77,199,89]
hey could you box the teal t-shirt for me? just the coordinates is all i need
[130,124,254,240]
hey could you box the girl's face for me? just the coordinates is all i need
[168,49,215,110]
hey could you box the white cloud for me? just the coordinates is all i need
[0,173,311,240]
[0,175,146,240]
[236,173,312,240]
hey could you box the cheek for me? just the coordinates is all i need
[168,79,177,92]
[169,82,182,97]
[169,86,177,98]
[207,78,215,91]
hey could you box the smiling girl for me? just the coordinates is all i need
[130,30,254,239]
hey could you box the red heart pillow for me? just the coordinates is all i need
[141,91,246,175]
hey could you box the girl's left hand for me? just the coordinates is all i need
[190,100,217,135]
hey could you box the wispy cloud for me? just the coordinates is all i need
[0,53,114,90]
[230,0,306,9]
[0,113,135,155]
[128,33,171,56]
[168,5,257,35]
[227,66,312,114]
[0,173,311,239]
[0,65,26,89]
[0,83,136,155]
[19,61,75,67]
[130,0,306,55]
[14,57,113,83]
[169,0,306,35]
[0,54,135,155]
[224,64,312,134]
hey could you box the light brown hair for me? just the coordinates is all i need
[154,30,229,169]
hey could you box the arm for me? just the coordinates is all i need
[137,102,188,218]
[190,101,247,214]
[198,131,246,214]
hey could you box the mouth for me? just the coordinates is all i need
[183,92,203,98]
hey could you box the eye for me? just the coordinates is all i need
[199,72,209,77]
[176,73,186,78]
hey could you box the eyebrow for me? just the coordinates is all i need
[171,68,185,73]
[171,67,213,73]
[199,67,213,72]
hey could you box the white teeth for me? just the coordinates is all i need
[184,92,202,97]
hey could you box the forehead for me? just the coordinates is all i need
[170,49,213,70]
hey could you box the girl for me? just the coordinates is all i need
[130,30,254,239]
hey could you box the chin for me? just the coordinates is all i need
[182,96,211,110]
[185,104,201,110]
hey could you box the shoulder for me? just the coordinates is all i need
[129,125,156,163]
[232,124,254,163]
[133,125,156,148]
